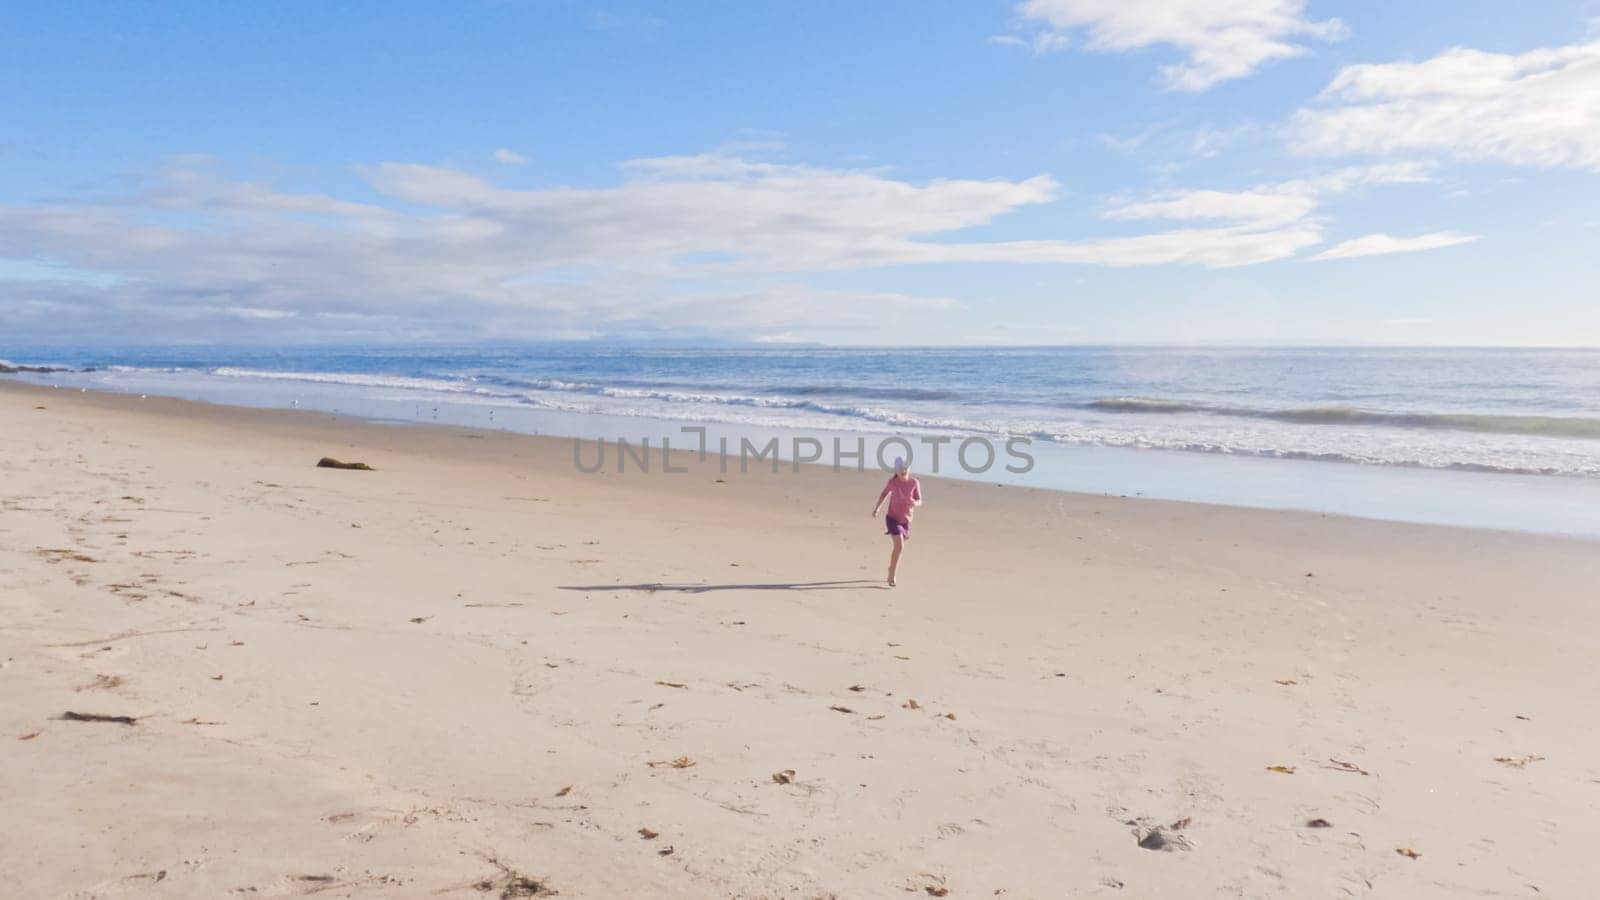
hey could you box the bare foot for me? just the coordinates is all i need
[888,576,897,588]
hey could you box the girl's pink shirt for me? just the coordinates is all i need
[880,476,922,520]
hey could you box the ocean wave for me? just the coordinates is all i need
[772,384,961,401]
[1086,397,1600,440]
[463,373,973,426]
[204,366,976,430]
[470,373,960,403]
[0,360,71,374]
[582,386,978,431]
[208,367,1600,442]
[62,364,1599,477]
[99,364,199,374]
[211,367,493,395]
[1038,432,1590,477]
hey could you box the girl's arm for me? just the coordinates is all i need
[871,483,890,516]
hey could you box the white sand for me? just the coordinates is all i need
[3,381,1597,898]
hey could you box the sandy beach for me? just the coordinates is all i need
[3,379,1598,899]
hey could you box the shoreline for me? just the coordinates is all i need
[4,379,1599,897]
[8,376,1600,539]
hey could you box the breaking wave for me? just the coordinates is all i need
[1085,398,1600,440]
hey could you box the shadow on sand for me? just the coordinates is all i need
[558,579,886,594]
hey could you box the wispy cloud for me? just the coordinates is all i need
[986,31,1070,53]
[1092,121,1264,167]
[1077,164,1437,267]
[493,148,529,165]
[1006,0,1346,91]
[1292,41,1600,170]
[1106,163,1433,228]
[1310,231,1480,261]
[0,153,1436,340]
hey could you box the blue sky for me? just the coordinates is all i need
[2,0,1598,345]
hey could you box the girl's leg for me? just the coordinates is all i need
[888,534,904,586]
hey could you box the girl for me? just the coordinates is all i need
[870,456,922,587]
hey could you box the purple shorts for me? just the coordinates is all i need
[885,516,910,538]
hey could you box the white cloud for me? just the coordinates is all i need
[1095,129,1153,153]
[1292,41,1600,170]
[355,153,1068,273]
[1031,31,1070,53]
[1093,121,1264,165]
[1011,0,1346,90]
[225,306,298,320]
[1105,162,1432,228]
[1108,188,1319,226]
[1086,164,1440,266]
[989,29,1068,54]
[493,148,529,165]
[1310,231,1480,261]
[0,153,1432,340]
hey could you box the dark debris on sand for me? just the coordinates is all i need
[60,711,138,725]
[475,855,557,898]
[316,457,375,471]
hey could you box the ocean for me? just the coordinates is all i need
[7,345,1600,535]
